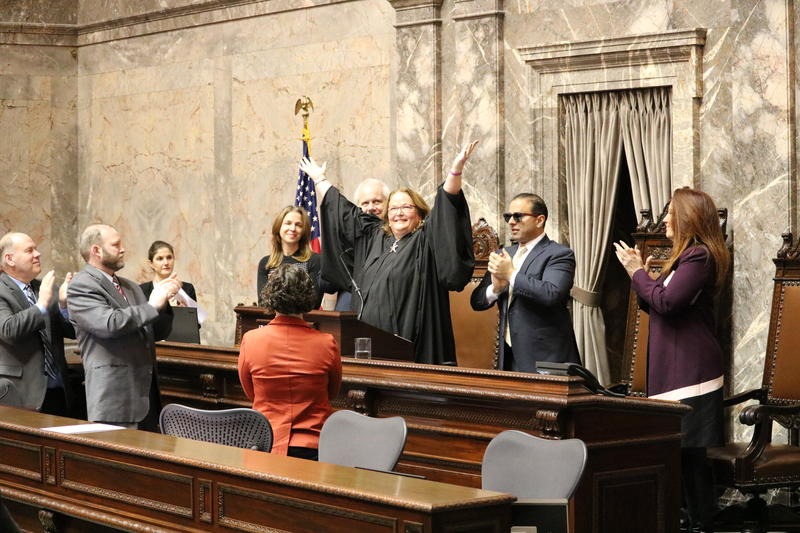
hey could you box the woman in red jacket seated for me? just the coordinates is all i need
[238,264,342,459]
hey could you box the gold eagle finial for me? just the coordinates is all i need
[294,96,314,119]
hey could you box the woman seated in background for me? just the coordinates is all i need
[257,206,322,308]
[140,240,204,322]
[238,264,342,459]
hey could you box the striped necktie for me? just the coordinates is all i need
[111,274,127,301]
[23,285,59,382]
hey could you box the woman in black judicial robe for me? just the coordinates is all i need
[300,141,478,365]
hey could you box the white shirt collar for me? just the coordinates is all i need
[516,233,545,255]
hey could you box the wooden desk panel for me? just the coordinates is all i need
[155,342,689,533]
[0,407,512,533]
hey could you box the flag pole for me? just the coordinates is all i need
[293,96,321,253]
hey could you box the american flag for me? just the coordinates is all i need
[295,128,321,253]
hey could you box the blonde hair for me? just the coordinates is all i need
[382,188,430,236]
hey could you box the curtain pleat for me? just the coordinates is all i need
[563,88,672,385]
[620,87,672,214]
[564,93,622,385]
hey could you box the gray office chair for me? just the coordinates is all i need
[482,430,587,533]
[318,410,407,471]
[0,378,22,407]
[159,404,273,452]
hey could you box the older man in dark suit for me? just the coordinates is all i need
[471,194,580,372]
[67,224,180,430]
[0,232,75,415]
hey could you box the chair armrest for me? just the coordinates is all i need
[740,402,800,425]
[724,388,765,407]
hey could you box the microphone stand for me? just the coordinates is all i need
[339,249,365,320]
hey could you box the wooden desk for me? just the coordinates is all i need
[0,407,512,532]
[156,341,689,533]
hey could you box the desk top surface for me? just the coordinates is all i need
[0,406,513,512]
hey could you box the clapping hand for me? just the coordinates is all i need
[58,272,73,308]
[148,273,182,309]
[487,249,513,290]
[38,270,56,308]
[613,241,651,278]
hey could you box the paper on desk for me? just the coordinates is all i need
[42,423,126,434]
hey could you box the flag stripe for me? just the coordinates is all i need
[295,135,321,253]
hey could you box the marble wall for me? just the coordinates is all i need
[71,0,395,346]
[1,0,797,444]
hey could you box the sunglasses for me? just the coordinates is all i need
[502,212,540,223]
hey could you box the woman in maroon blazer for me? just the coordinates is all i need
[238,264,342,459]
[614,188,730,533]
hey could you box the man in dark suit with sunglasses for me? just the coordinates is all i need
[471,193,580,372]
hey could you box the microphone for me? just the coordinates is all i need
[339,248,365,320]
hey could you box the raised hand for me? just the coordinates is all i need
[449,140,479,175]
[300,156,327,183]
[444,140,479,194]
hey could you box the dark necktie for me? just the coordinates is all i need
[23,285,58,382]
[111,274,127,301]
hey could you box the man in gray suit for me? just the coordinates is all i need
[471,193,581,372]
[0,232,75,415]
[68,224,180,430]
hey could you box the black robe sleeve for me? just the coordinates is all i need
[425,186,475,291]
[320,186,383,294]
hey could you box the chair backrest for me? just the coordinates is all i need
[450,217,501,369]
[318,410,407,471]
[0,378,22,407]
[762,233,800,406]
[482,430,587,499]
[159,404,273,452]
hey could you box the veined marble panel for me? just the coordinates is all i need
[518,29,705,241]
[0,43,77,276]
[0,0,78,24]
[395,22,441,199]
[726,0,793,442]
[0,98,52,252]
[71,0,394,345]
[442,4,503,231]
[79,82,217,339]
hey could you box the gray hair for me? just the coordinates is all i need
[79,224,113,261]
[0,232,23,268]
[353,178,390,205]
